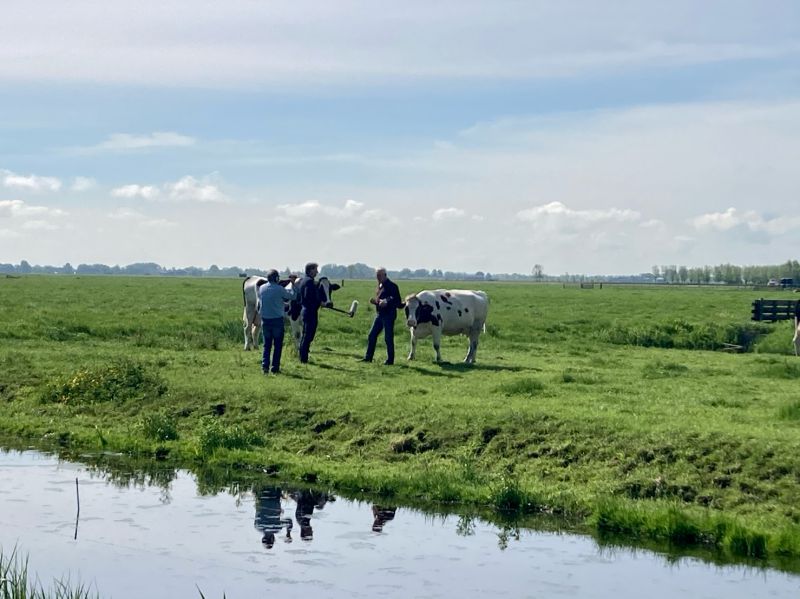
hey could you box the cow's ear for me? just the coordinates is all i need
[330,283,341,291]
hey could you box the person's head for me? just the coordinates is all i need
[305,262,319,277]
[262,531,276,548]
[376,267,387,284]
[266,269,280,283]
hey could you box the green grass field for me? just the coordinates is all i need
[2,275,800,567]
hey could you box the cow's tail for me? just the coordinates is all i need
[242,277,248,306]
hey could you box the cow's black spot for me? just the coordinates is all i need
[445,292,451,297]
[417,304,435,323]
[446,306,451,310]
[435,301,440,309]
[440,294,452,304]
[464,308,469,313]
[458,310,462,317]
[255,279,267,289]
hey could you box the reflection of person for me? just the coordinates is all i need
[258,270,297,375]
[296,262,321,364]
[362,268,401,365]
[371,505,397,532]
[254,487,293,549]
[293,489,331,541]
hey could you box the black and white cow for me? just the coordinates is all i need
[403,289,489,363]
[241,275,340,351]
[794,302,800,357]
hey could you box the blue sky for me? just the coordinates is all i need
[2,1,799,274]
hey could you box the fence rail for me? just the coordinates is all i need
[751,298,800,322]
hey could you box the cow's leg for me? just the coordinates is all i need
[432,327,442,362]
[243,307,253,350]
[252,315,262,351]
[465,323,482,363]
[794,319,800,356]
[290,317,303,352]
[407,328,417,360]
[464,335,478,364]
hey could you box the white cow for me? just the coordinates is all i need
[241,275,340,351]
[403,289,489,363]
[794,316,800,357]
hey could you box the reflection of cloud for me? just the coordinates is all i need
[1,170,61,192]
[692,207,800,236]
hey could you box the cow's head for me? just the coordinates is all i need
[404,294,436,327]
[317,277,340,309]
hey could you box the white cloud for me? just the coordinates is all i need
[109,176,227,203]
[93,132,196,151]
[107,207,175,228]
[0,228,22,239]
[166,176,228,203]
[691,207,800,236]
[111,185,160,200]
[71,177,97,191]
[276,198,396,232]
[1,170,61,192]
[21,220,59,231]
[0,199,67,218]
[1,1,797,86]
[432,207,466,221]
[517,201,640,226]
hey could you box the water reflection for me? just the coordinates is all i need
[371,506,397,533]
[254,487,293,548]
[1,449,799,599]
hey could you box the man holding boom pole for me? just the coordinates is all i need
[360,267,401,365]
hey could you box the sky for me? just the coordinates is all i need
[1,1,799,275]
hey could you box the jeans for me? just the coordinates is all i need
[299,309,318,363]
[365,312,396,363]
[261,317,285,373]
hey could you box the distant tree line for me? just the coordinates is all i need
[650,260,800,285]
[1,259,798,284]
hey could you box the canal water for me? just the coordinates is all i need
[1,450,798,598]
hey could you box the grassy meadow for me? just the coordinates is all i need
[2,275,800,567]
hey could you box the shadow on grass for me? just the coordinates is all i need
[437,362,537,374]
[402,364,461,378]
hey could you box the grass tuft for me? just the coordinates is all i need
[40,360,167,405]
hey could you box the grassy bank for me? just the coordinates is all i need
[2,275,800,567]
[0,546,99,599]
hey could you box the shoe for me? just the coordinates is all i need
[262,370,270,375]
[270,369,280,374]
[383,360,394,366]
[358,357,373,363]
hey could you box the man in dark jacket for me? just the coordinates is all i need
[361,267,401,365]
[296,262,321,363]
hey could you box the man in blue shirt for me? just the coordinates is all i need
[258,269,297,374]
[295,262,321,364]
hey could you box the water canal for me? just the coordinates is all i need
[1,450,797,598]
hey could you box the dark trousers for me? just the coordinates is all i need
[299,309,318,363]
[365,312,396,363]
[261,317,285,373]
